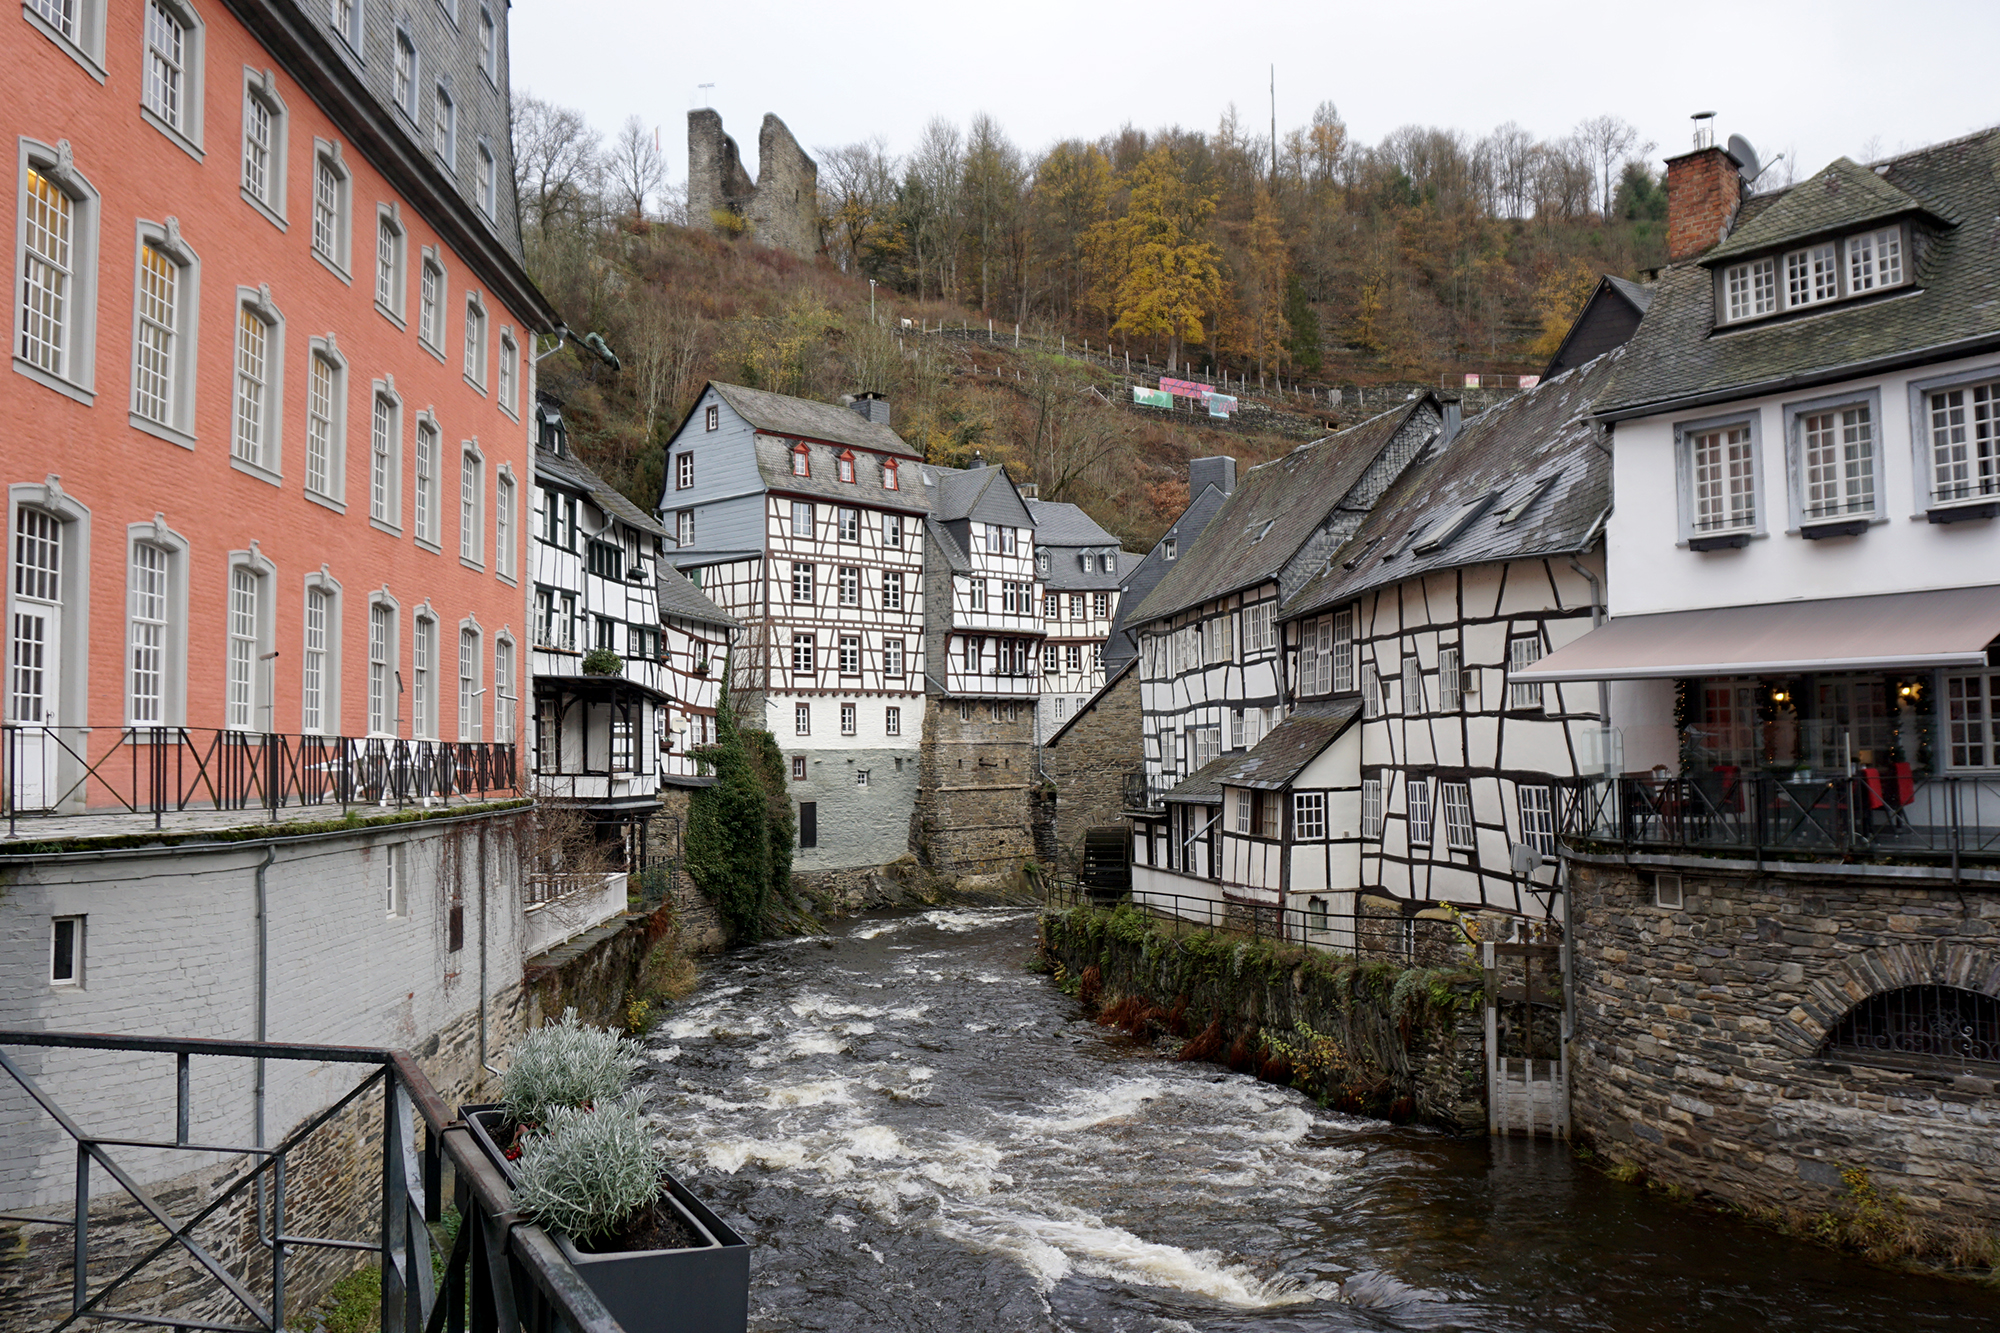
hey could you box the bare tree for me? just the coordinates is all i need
[512,93,602,236]
[817,139,898,274]
[625,292,704,442]
[607,115,667,223]
[1573,114,1655,219]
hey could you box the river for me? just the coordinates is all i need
[640,905,1998,1332]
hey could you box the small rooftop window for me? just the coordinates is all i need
[1498,475,1560,525]
[1246,520,1274,544]
[1412,494,1499,555]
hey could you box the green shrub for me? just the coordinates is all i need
[685,661,791,940]
[581,647,624,676]
[511,1096,662,1243]
[502,1008,643,1124]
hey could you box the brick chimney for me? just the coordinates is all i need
[1664,145,1745,261]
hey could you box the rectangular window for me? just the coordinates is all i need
[1438,646,1461,711]
[242,92,275,203]
[419,259,441,346]
[1361,778,1383,838]
[302,587,328,733]
[792,446,810,476]
[676,510,694,546]
[227,568,257,729]
[232,307,269,467]
[611,716,633,771]
[50,916,82,985]
[677,453,695,489]
[1235,788,1252,833]
[838,507,859,541]
[1294,791,1326,840]
[839,635,859,674]
[1928,382,2000,506]
[432,85,454,165]
[792,563,813,603]
[1786,243,1838,308]
[306,354,336,497]
[884,639,904,677]
[1361,663,1379,718]
[799,801,817,848]
[129,543,168,724]
[476,146,495,216]
[1847,227,1903,292]
[1441,781,1474,849]
[368,604,391,733]
[415,422,437,543]
[1094,592,1110,619]
[885,705,901,735]
[790,501,812,537]
[412,616,433,738]
[393,34,416,115]
[884,513,903,547]
[1518,785,1557,855]
[791,633,814,674]
[1690,424,1756,532]
[370,395,395,523]
[838,567,859,607]
[1257,789,1280,839]
[144,2,186,131]
[460,451,482,562]
[1800,403,1875,519]
[1066,644,1081,673]
[496,474,514,578]
[493,638,513,742]
[791,754,806,779]
[1654,873,1684,910]
[19,168,72,377]
[969,580,986,612]
[1044,593,1060,620]
[963,636,982,671]
[840,702,856,734]
[1945,671,2000,769]
[375,213,399,309]
[1402,656,1423,714]
[795,703,810,736]
[1407,778,1433,846]
[384,844,404,918]
[498,333,516,413]
[1331,609,1354,692]
[1724,256,1778,321]
[478,7,495,76]
[1068,593,1084,621]
[883,571,903,611]
[313,156,340,260]
[464,299,485,385]
[1508,636,1544,710]
[133,243,177,425]
[457,628,479,740]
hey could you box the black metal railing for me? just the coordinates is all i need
[1,725,520,834]
[1562,772,2000,867]
[0,1029,623,1333]
[1122,769,1166,812]
[1043,879,1479,963]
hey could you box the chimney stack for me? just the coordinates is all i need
[1665,125,1745,262]
[848,391,891,426]
[1439,399,1462,447]
[1187,456,1237,499]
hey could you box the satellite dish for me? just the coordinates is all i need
[1728,134,1761,181]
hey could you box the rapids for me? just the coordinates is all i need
[640,905,1998,1331]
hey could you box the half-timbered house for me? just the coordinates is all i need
[1277,350,1623,926]
[915,459,1046,874]
[532,396,672,857]
[1026,496,1130,735]
[657,383,927,877]
[1122,398,1444,910]
[655,566,738,787]
[1104,457,1237,671]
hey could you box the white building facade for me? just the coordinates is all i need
[1027,496,1129,735]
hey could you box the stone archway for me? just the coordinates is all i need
[1774,940,2000,1057]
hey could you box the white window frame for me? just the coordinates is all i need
[1943,670,2000,772]
[1441,780,1474,850]
[1402,654,1423,715]
[373,203,406,325]
[494,467,515,580]
[789,501,812,537]
[838,506,859,542]
[239,70,288,230]
[1361,662,1379,718]
[128,218,200,447]
[1785,241,1839,310]
[224,552,274,731]
[303,335,347,508]
[677,453,695,490]
[369,380,403,532]
[1784,388,1881,531]
[392,29,418,120]
[140,0,205,160]
[14,140,102,403]
[459,441,483,566]
[1518,784,1557,856]
[791,632,814,674]
[884,637,904,678]
[492,634,514,743]
[417,250,446,354]
[883,570,902,611]
[1908,366,2000,516]
[309,139,352,278]
[330,0,363,48]
[1846,225,1905,294]
[301,572,340,734]
[1406,777,1433,847]
[1721,255,1777,323]
[675,509,694,547]
[840,701,856,734]
[413,413,441,549]
[884,513,903,547]
[477,4,497,81]
[411,608,436,739]
[885,704,900,735]
[1437,645,1461,712]
[497,328,517,416]
[837,566,858,607]
[431,81,456,169]
[475,142,496,218]
[791,562,812,604]
[366,594,399,735]
[229,286,284,483]
[124,520,188,726]
[795,702,810,736]
[1673,411,1763,545]
[25,0,108,79]
[1293,791,1326,841]
[457,621,482,741]
[1361,778,1382,839]
[1508,635,1544,711]
[462,290,486,390]
[50,915,84,986]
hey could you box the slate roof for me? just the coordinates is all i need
[1125,398,1434,627]
[655,565,737,628]
[536,446,665,538]
[1598,129,2000,419]
[709,381,923,458]
[1160,751,1231,805]
[751,433,931,513]
[1024,498,1120,546]
[926,462,1020,522]
[1105,480,1236,669]
[1162,701,1361,802]
[925,516,970,573]
[1286,352,1619,618]
[1604,275,1654,313]
[1704,157,1933,263]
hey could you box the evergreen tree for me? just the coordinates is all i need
[684,663,785,941]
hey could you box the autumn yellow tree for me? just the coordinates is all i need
[1100,148,1222,373]
[1528,258,1601,359]
[1235,187,1290,376]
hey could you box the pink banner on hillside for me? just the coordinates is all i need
[1159,377,1209,399]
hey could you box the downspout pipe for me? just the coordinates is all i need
[253,842,276,1243]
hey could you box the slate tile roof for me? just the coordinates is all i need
[1704,156,1931,263]
[1024,498,1120,546]
[1598,128,2000,418]
[655,565,737,628]
[1125,398,1432,627]
[751,433,931,512]
[1186,701,1362,794]
[536,446,666,538]
[1285,352,1619,618]
[711,381,922,458]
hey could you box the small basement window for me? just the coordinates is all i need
[1654,872,1683,910]
[51,916,84,985]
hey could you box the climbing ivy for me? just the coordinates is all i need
[684,664,791,941]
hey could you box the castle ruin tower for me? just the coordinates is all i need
[686,109,819,258]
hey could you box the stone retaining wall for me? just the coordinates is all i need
[1568,852,2000,1236]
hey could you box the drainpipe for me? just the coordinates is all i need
[479,823,502,1077]
[253,842,276,1239]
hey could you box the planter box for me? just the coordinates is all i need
[459,1106,749,1333]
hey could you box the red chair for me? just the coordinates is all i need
[1861,767,1885,810]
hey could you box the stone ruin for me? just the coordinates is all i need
[687,110,819,258]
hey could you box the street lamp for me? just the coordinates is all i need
[869,278,877,324]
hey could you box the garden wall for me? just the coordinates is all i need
[1040,904,1486,1130]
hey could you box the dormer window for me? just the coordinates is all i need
[1786,243,1838,308]
[1725,258,1777,321]
[1848,227,1904,291]
[791,443,809,477]
[883,457,898,491]
[1716,222,1911,326]
[837,451,856,483]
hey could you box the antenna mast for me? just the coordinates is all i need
[1270,65,1277,184]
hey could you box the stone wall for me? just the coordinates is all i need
[686,109,818,258]
[915,700,1037,879]
[1568,851,2000,1237]
[1041,904,1486,1130]
[1040,666,1141,856]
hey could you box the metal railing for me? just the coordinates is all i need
[1,725,519,834]
[1563,772,2000,869]
[1122,769,1168,813]
[1044,880,1463,962]
[0,1029,623,1333]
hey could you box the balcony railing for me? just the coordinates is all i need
[2,725,519,835]
[1123,768,1170,812]
[0,1029,624,1332]
[1562,772,2000,869]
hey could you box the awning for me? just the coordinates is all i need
[1514,585,2000,682]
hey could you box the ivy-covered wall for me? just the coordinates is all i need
[1040,904,1487,1131]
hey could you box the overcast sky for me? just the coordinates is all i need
[514,0,2000,191]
